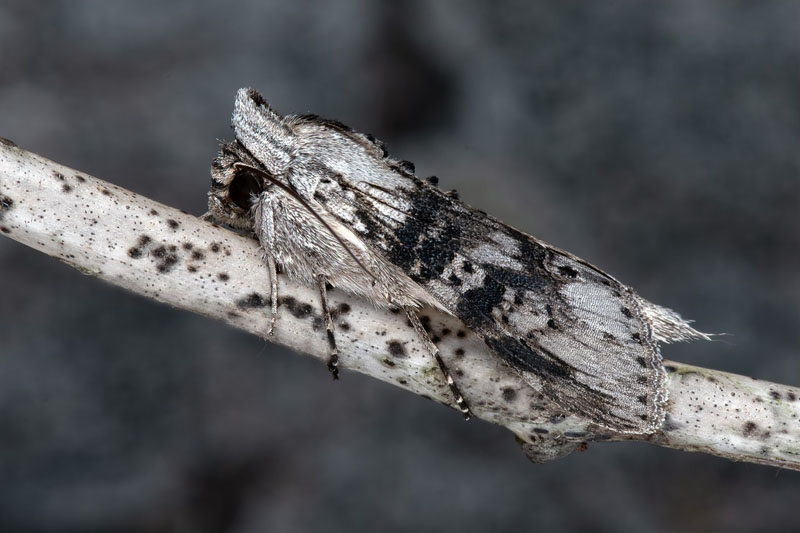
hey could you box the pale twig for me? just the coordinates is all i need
[1,139,798,471]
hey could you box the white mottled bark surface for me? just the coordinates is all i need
[1,139,798,471]
[650,362,800,470]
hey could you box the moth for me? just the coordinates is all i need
[207,88,707,434]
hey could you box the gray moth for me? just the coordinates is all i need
[207,88,708,434]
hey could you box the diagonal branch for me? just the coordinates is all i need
[1,138,798,471]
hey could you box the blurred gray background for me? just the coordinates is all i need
[1,1,799,531]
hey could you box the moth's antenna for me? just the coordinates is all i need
[232,162,379,284]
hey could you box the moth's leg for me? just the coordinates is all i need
[253,192,282,338]
[405,309,471,420]
[267,254,278,336]
[316,275,339,380]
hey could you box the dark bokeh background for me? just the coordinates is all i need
[1,2,799,531]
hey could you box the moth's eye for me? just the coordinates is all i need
[229,169,263,210]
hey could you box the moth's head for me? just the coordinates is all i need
[208,88,406,227]
[208,142,265,229]
[208,89,296,229]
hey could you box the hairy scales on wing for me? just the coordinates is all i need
[209,88,708,434]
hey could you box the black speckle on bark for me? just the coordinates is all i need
[151,244,179,273]
[278,296,314,319]
[501,388,517,402]
[236,293,267,310]
[387,340,407,358]
[0,196,13,210]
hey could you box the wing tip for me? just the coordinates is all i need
[637,297,712,344]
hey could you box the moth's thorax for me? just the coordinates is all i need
[206,118,442,311]
[233,88,297,177]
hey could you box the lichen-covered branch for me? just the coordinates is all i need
[1,139,798,471]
